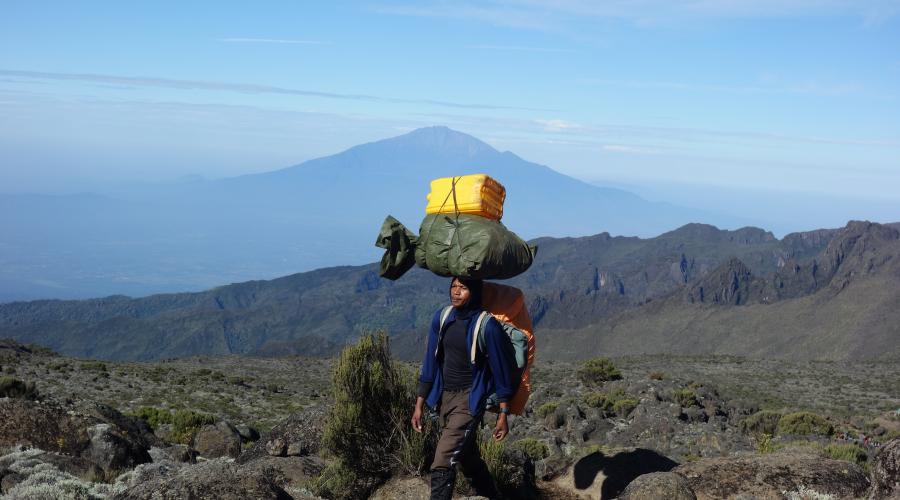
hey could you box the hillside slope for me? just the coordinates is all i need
[2,221,896,362]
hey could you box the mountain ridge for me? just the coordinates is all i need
[2,219,897,362]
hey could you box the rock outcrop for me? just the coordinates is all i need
[238,405,327,464]
[112,458,292,500]
[870,437,900,499]
[674,448,870,499]
[0,398,154,474]
[618,471,696,500]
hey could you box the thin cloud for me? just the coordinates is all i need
[218,38,330,45]
[0,69,545,112]
[377,1,900,29]
[466,44,574,53]
[534,118,581,131]
[576,77,893,100]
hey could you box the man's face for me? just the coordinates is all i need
[449,279,471,308]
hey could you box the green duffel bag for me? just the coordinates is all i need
[375,213,537,280]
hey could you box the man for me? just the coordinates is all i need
[411,277,517,500]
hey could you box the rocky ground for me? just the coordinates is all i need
[1,339,898,499]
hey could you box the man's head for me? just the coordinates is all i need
[449,277,483,309]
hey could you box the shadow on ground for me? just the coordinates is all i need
[573,448,678,498]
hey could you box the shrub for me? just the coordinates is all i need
[777,412,834,437]
[822,443,867,466]
[648,371,665,380]
[478,437,527,495]
[577,357,622,386]
[584,389,637,416]
[511,438,549,461]
[314,332,417,498]
[171,409,217,444]
[536,401,559,418]
[740,410,783,436]
[129,406,173,430]
[612,398,638,416]
[0,376,38,400]
[79,361,107,372]
[129,406,216,444]
[674,389,700,408]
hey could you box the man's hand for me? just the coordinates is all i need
[411,397,425,433]
[492,413,509,441]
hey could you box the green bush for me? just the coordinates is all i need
[171,409,217,444]
[740,410,783,436]
[511,438,549,461]
[673,389,700,408]
[612,398,638,416]
[536,401,559,418]
[478,437,523,494]
[777,412,834,437]
[0,377,38,400]
[822,443,867,466]
[584,388,637,416]
[129,406,216,444]
[129,406,173,430]
[314,332,423,499]
[577,357,622,386]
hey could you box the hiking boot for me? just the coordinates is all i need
[429,466,457,500]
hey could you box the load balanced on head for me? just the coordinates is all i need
[375,173,537,499]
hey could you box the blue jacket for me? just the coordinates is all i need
[417,306,517,416]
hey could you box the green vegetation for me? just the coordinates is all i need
[822,443,867,467]
[511,438,549,461]
[79,361,107,372]
[777,412,834,437]
[577,357,622,386]
[740,410,783,436]
[584,388,638,416]
[535,401,559,418]
[313,332,429,499]
[673,389,700,408]
[0,377,38,400]
[128,406,217,444]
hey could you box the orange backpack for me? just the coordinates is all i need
[440,282,535,415]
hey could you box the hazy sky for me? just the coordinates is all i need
[2,1,899,204]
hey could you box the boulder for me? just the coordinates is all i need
[192,421,242,459]
[870,437,900,499]
[674,449,870,499]
[112,457,291,500]
[369,476,430,500]
[618,472,696,500]
[238,405,327,464]
[0,398,153,473]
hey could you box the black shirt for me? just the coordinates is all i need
[442,317,472,391]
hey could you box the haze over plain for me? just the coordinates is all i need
[1,1,898,300]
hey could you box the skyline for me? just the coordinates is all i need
[2,1,899,219]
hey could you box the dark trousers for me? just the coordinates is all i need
[430,389,500,500]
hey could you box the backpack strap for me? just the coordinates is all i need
[439,306,453,332]
[470,311,490,364]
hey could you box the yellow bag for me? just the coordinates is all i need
[425,174,505,220]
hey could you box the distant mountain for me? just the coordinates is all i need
[0,127,728,301]
[2,220,896,362]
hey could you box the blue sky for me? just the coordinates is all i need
[2,1,899,217]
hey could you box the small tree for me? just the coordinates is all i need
[0,377,38,400]
[315,332,436,499]
[577,357,622,386]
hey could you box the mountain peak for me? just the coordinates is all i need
[383,126,498,156]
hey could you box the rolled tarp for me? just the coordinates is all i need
[375,213,536,281]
